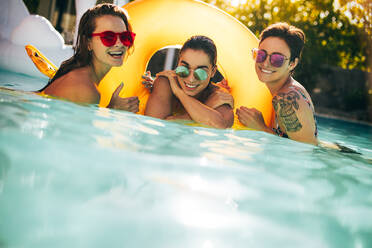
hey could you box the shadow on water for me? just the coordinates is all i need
[314,144,372,169]
[0,149,11,182]
[311,144,372,196]
[0,102,29,129]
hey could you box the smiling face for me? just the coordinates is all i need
[89,15,128,72]
[177,49,216,97]
[255,37,297,85]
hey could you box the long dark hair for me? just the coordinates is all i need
[39,3,132,92]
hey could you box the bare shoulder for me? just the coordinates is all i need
[44,67,99,104]
[63,67,93,87]
[275,79,314,108]
[151,76,172,96]
[153,76,171,88]
[145,76,173,117]
[273,82,317,145]
[272,87,314,119]
[205,83,234,109]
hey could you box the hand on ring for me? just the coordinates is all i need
[236,106,266,131]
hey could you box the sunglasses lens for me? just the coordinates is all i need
[99,31,116,47]
[270,54,285,67]
[175,66,189,77]
[194,68,208,81]
[256,50,267,63]
[119,32,135,47]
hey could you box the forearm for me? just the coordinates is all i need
[166,113,192,120]
[144,99,171,119]
[177,91,230,128]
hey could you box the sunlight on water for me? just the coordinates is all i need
[0,70,372,248]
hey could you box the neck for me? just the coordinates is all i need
[267,75,291,96]
[91,60,111,84]
[195,82,213,101]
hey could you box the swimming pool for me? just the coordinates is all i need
[1,69,372,248]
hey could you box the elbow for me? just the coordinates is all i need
[208,117,233,129]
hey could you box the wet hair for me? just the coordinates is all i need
[39,3,132,91]
[259,22,305,62]
[179,35,217,67]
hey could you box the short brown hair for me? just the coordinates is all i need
[260,22,305,62]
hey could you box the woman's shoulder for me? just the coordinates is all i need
[152,75,172,94]
[204,82,234,109]
[64,67,92,82]
[50,67,90,85]
[273,80,315,117]
[279,79,308,96]
[44,66,99,103]
[154,74,171,85]
[212,82,232,94]
[283,79,315,108]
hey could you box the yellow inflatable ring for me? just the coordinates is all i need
[99,0,273,128]
[27,0,273,129]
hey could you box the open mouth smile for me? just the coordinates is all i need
[185,82,198,89]
[259,66,275,74]
[108,51,124,59]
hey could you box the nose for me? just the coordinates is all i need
[261,55,271,67]
[185,69,196,82]
[114,35,123,46]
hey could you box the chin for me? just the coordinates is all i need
[182,89,197,97]
[111,61,124,67]
[257,74,269,83]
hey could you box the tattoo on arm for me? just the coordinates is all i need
[272,91,302,132]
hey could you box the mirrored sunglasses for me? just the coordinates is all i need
[252,48,289,68]
[175,66,208,81]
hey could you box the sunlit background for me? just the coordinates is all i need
[22,0,372,124]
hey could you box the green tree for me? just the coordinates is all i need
[203,0,370,90]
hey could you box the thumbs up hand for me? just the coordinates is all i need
[107,82,139,113]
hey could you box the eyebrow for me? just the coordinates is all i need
[180,60,209,69]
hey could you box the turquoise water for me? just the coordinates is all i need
[0,69,372,248]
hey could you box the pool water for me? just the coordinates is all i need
[0,69,372,248]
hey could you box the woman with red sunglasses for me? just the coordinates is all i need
[39,3,139,112]
[145,35,234,129]
[236,23,318,145]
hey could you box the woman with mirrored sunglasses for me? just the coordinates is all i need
[38,3,139,113]
[145,35,234,129]
[236,22,318,145]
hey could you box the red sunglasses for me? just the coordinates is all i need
[91,31,136,47]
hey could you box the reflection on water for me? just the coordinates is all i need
[0,72,372,248]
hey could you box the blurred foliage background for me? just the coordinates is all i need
[203,0,371,121]
[203,0,371,86]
